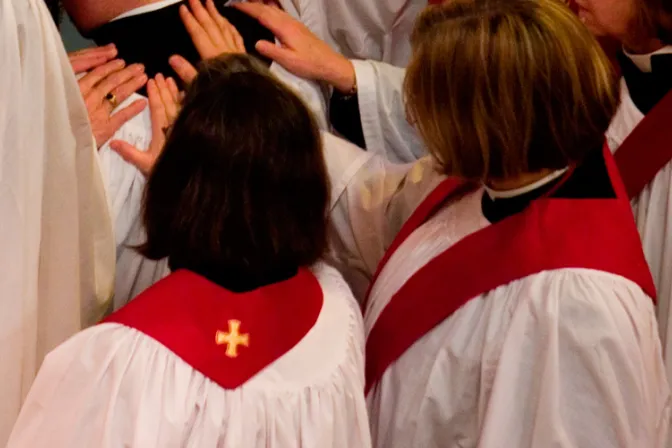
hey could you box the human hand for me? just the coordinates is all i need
[169,54,199,84]
[181,0,246,59]
[69,44,118,74]
[77,58,149,148]
[233,2,356,93]
[109,75,181,176]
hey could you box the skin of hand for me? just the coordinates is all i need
[72,45,149,148]
[181,0,246,59]
[233,2,356,93]
[109,75,181,176]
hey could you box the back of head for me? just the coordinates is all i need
[141,54,329,281]
[405,0,619,182]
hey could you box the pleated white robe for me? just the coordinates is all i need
[7,263,371,448]
[324,134,671,447]
[0,0,115,443]
[606,72,672,388]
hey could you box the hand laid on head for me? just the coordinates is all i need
[181,0,246,59]
[72,48,149,148]
[233,2,356,93]
[110,75,181,176]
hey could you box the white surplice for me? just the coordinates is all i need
[278,0,426,67]
[606,47,672,389]
[0,0,116,443]
[6,263,371,448]
[324,133,671,447]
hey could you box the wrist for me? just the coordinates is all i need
[323,55,357,94]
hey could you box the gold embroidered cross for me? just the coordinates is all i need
[215,320,249,358]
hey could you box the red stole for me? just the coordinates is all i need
[364,146,655,394]
[104,268,323,389]
[613,90,672,199]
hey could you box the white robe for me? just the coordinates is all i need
[606,72,672,389]
[0,0,116,443]
[6,263,371,448]
[279,0,426,67]
[324,135,671,447]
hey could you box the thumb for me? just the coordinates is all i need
[169,55,198,84]
[110,140,150,174]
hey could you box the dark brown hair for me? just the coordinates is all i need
[640,0,672,43]
[404,0,619,181]
[140,54,329,281]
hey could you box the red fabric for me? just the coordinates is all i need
[614,91,672,199]
[104,268,323,389]
[364,146,655,394]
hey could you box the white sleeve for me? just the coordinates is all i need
[352,60,425,163]
[97,100,169,308]
[322,132,443,300]
[478,272,671,448]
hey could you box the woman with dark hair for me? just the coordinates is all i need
[575,0,672,384]
[7,54,370,448]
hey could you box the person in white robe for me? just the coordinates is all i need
[61,0,333,306]
[577,0,672,387]
[7,53,370,448]
[0,0,117,443]
[327,1,670,445]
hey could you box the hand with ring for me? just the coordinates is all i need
[71,46,149,148]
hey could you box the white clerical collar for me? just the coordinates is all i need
[623,45,672,73]
[484,167,569,200]
[111,0,183,21]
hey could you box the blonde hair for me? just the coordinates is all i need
[405,0,619,181]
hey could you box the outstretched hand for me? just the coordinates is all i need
[109,75,181,176]
[232,2,356,93]
[181,0,246,59]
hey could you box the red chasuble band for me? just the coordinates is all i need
[364,146,655,394]
[104,268,323,389]
[614,90,672,199]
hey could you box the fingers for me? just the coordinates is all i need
[166,77,181,103]
[233,2,288,33]
[147,79,169,137]
[106,98,148,140]
[108,71,149,108]
[69,44,117,73]
[169,55,198,84]
[206,0,245,53]
[181,3,217,59]
[155,74,179,122]
[91,63,146,107]
[255,40,295,65]
[78,59,126,96]
[109,140,153,175]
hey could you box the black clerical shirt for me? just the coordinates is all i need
[89,1,274,92]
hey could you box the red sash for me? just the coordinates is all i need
[614,90,672,199]
[364,146,655,394]
[104,268,323,389]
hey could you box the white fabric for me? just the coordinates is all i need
[111,0,182,21]
[484,167,568,199]
[0,0,116,443]
[279,0,425,67]
[606,78,672,389]
[351,60,424,162]
[623,45,672,73]
[324,137,670,446]
[7,263,371,448]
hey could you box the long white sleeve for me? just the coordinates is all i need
[351,60,425,163]
[321,132,443,300]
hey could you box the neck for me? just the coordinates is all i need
[486,169,557,192]
[624,37,665,55]
[63,0,167,33]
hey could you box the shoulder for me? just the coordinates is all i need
[606,78,645,151]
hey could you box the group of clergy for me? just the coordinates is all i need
[1,0,672,446]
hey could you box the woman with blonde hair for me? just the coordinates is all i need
[575,0,672,385]
[321,0,669,445]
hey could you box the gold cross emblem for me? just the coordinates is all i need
[215,320,249,358]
